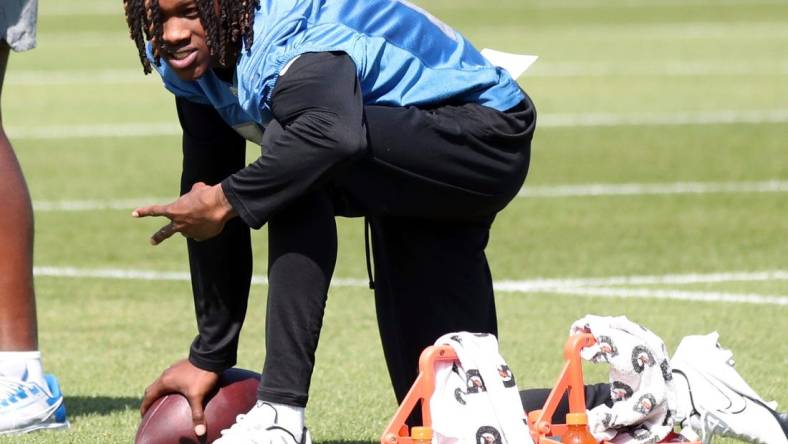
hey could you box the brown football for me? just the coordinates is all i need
[135,368,261,444]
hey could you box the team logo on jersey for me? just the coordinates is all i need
[475,426,502,444]
[631,345,656,373]
[598,335,619,357]
[450,335,464,344]
[634,393,657,415]
[497,365,516,388]
[466,369,486,394]
[611,381,634,400]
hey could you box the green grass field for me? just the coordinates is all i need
[3,0,787,442]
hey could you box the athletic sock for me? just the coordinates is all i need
[0,351,46,388]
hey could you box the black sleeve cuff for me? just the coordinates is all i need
[221,176,267,229]
[188,337,238,373]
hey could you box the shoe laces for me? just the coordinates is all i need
[0,376,24,403]
[219,403,278,441]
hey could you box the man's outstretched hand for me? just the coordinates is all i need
[140,359,220,438]
[132,182,236,245]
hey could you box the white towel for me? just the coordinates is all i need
[430,332,533,444]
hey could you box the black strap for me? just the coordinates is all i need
[364,217,375,290]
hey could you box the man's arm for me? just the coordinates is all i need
[221,52,367,229]
[176,98,253,372]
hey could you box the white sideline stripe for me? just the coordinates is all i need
[530,61,788,77]
[517,180,788,198]
[31,181,788,212]
[538,286,788,306]
[32,266,368,288]
[33,198,164,212]
[495,270,788,291]
[9,110,788,141]
[33,267,788,305]
[8,62,788,86]
[9,123,180,140]
[6,70,153,86]
[538,110,788,127]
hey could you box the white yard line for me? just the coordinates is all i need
[9,109,788,141]
[529,61,788,77]
[33,198,164,212]
[31,180,788,212]
[517,180,788,198]
[494,270,788,291]
[33,266,788,305]
[8,62,788,86]
[6,70,153,86]
[537,286,788,306]
[538,110,788,128]
[9,123,181,140]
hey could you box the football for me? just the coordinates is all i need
[135,368,261,444]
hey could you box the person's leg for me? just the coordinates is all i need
[331,99,535,402]
[0,40,37,354]
[0,37,68,434]
[370,215,498,403]
[257,189,337,407]
[218,190,336,442]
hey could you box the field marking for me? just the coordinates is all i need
[530,61,788,77]
[494,270,788,291]
[33,266,788,306]
[537,286,788,306]
[8,61,788,86]
[9,123,180,140]
[517,180,788,198]
[30,180,788,212]
[9,109,788,141]
[6,70,154,86]
[538,110,788,128]
[479,22,788,39]
[33,198,164,212]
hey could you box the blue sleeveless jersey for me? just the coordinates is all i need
[149,0,525,142]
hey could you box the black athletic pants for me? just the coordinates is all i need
[251,102,534,406]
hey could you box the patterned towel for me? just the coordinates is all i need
[570,315,675,444]
[430,332,533,444]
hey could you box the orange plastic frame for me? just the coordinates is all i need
[380,333,700,444]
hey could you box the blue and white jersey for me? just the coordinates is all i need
[149,0,525,142]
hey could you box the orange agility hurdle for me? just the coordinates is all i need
[381,333,700,444]
[380,345,457,444]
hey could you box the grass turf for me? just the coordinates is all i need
[2,0,786,442]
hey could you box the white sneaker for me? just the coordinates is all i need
[669,332,787,444]
[215,402,312,444]
[0,373,69,434]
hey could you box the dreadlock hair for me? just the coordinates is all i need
[124,0,260,74]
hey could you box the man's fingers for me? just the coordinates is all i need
[150,222,178,245]
[140,381,167,416]
[186,395,208,437]
[132,204,172,218]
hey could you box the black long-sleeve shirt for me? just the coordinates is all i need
[221,52,367,229]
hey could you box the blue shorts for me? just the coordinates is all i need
[1,0,37,52]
